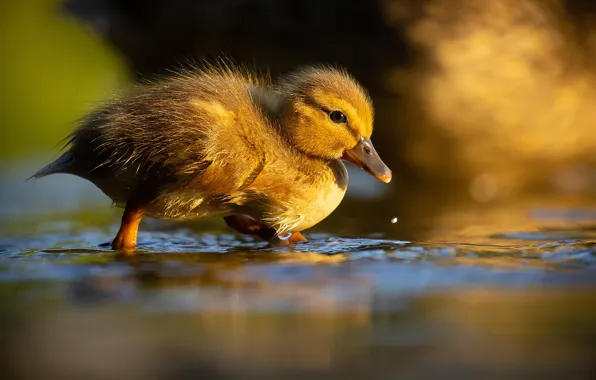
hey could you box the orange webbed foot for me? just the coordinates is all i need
[288,232,307,244]
[267,232,308,247]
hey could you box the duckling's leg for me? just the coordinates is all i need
[223,215,308,244]
[112,203,144,251]
[224,215,273,237]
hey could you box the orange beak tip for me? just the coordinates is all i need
[375,170,392,184]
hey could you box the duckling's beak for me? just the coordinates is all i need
[342,138,392,183]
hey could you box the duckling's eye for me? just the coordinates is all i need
[329,110,347,124]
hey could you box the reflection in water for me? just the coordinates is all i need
[3,281,596,379]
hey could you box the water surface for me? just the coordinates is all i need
[1,161,596,380]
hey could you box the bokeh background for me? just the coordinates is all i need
[2,1,596,379]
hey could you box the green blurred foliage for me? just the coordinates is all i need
[0,0,126,159]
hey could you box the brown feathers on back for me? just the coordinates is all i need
[65,65,286,205]
[72,66,270,178]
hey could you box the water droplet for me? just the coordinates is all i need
[391,217,398,224]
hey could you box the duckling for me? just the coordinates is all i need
[32,64,391,251]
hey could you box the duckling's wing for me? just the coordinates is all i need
[185,152,266,195]
[149,138,269,220]
[171,82,274,198]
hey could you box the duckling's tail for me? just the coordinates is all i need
[28,152,75,180]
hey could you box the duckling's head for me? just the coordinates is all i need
[278,67,391,183]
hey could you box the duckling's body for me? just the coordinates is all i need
[33,64,390,250]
